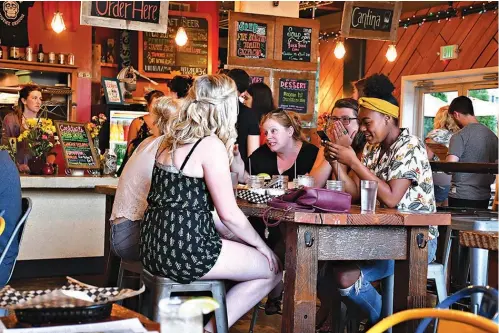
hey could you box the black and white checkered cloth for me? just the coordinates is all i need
[237,189,272,204]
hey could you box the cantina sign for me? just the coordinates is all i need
[341,1,402,41]
[80,1,169,33]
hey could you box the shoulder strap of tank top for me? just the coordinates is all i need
[179,137,207,172]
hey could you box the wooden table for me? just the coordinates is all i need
[460,230,498,251]
[0,304,160,331]
[95,185,451,333]
[238,201,451,333]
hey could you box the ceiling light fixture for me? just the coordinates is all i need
[51,12,66,34]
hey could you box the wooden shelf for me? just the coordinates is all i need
[101,63,118,68]
[0,59,78,73]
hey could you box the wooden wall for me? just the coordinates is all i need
[364,1,498,98]
[318,40,344,116]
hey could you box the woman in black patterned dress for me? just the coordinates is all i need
[140,75,282,333]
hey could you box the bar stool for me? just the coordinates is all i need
[116,260,143,306]
[141,269,229,333]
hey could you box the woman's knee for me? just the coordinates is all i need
[334,268,361,289]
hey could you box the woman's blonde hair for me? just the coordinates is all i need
[152,96,180,134]
[260,109,306,142]
[162,74,238,163]
[434,106,459,132]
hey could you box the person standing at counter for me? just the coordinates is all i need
[1,85,42,171]
[0,150,22,287]
[446,96,498,208]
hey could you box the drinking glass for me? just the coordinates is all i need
[230,172,238,197]
[271,175,289,189]
[159,297,203,333]
[295,175,315,188]
[326,180,345,191]
[248,175,264,189]
[361,180,378,214]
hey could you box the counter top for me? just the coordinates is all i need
[21,176,119,189]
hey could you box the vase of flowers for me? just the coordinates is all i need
[86,113,107,155]
[18,118,60,175]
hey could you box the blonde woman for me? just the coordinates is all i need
[140,75,282,333]
[425,106,460,206]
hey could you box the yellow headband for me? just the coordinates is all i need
[359,97,399,119]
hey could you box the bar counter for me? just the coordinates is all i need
[20,176,118,262]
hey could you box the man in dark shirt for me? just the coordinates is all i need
[0,150,22,287]
[227,69,260,168]
[447,96,498,208]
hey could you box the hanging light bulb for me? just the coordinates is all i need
[334,40,346,59]
[51,12,66,34]
[175,27,188,46]
[386,44,397,62]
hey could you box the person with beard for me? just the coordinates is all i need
[446,96,498,208]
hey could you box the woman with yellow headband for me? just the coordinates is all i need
[320,74,436,327]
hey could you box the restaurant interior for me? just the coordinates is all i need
[0,1,498,332]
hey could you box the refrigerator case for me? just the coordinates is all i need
[91,103,147,168]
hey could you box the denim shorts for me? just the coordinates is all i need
[110,219,141,261]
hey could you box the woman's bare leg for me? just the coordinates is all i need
[201,239,283,331]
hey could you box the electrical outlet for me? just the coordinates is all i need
[77,72,91,78]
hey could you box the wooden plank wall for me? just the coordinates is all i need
[318,40,344,117]
[364,1,498,99]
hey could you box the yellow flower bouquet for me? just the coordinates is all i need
[18,118,60,158]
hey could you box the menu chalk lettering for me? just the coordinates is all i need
[143,15,209,75]
[282,26,312,62]
[90,1,161,24]
[278,78,309,114]
[55,121,100,170]
[350,6,393,32]
[250,76,265,84]
[236,21,267,59]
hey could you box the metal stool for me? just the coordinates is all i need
[116,260,143,306]
[141,269,229,333]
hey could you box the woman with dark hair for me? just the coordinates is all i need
[1,85,43,171]
[320,74,436,326]
[244,82,275,120]
[117,90,164,176]
[352,77,367,100]
[168,75,194,99]
[310,98,366,187]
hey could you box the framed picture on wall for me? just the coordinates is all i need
[101,77,123,105]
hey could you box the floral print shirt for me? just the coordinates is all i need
[426,129,453,147]
[362,128,438,238]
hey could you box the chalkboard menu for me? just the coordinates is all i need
[278,79,308,114]
[350,7,393,32]
[282,26,312,62]
[55,121,100,170]
[250,76,265,84]
[142,15,209,76]
[236,21,267,59]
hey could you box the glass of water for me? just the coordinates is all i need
[159,297,203,333]
[326,180,345,191]
[360,180,378,214]
[295,175,315,188]
[230,172,238,197]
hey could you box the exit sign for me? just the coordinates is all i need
[440,45,459,61]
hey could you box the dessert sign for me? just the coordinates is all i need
[80,1,169,33]
[278,79,309,114]
[55,121,100,170]
[341,1,402,41]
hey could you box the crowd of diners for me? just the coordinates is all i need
[0,70,497,332]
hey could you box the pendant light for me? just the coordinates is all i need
[51,12,66,34]
[386,44,397,62]
[175,27,188,46]
[334,40,346,59]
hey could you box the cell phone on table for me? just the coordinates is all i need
[317,130,330,142]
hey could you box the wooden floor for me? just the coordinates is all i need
[8,275,282,333]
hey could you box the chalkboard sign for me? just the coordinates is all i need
[278,79,308,114]
[55,121,100,170]
[80,1,169,33]
[341,2,402,41]
[282,26,312,62]
[141,15,209,76]
[236,21,268,59]
[250,76,265,84]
